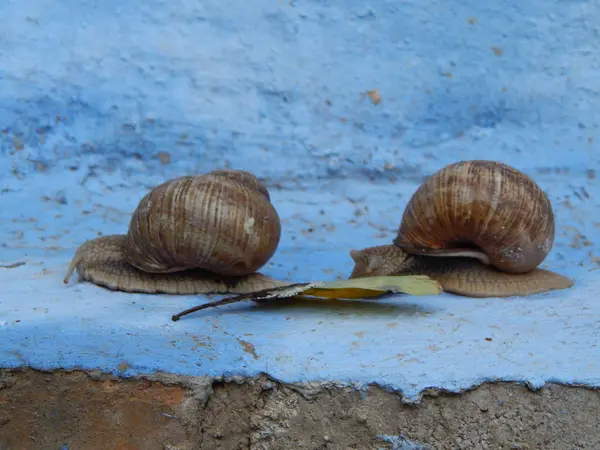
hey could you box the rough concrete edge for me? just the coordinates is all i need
[3,365,600,408]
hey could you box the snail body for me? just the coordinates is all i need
[64,169,289,295]
[349,160,574,298]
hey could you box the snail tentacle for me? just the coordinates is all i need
[64,235,291,295]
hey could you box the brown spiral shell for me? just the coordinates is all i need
[393,160,555,274]
[122,169,281,277]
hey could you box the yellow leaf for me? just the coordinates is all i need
[171,276,442,321]
[302,287,385,299]
[311,275,443,297]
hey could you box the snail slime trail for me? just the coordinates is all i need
[348,160,574,298]
[63,169,293,295]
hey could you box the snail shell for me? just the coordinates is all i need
[349,160,574,297]
[394,160,554,273]
[64,169,289,295]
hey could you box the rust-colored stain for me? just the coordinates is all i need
[12,136,24,151]
[154,386,186,407]
[117,362,131,372]
[491,46,503,56]
[367,89,381,105]
[192,340,208,350]
[157,151,171,165]
[354,331,365,339]
[189,333,212,350]
[238,338,259,359]
[386,322,399,329]
[0,370,189,448]
[115,439,142,450]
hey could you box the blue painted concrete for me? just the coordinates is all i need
[2,0,599,183]
[1,0,600,400]
[2,171,599,401]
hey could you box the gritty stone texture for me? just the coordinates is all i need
[1,369,600,450]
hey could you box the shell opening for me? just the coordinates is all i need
[394,238,491,266]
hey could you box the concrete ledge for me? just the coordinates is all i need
[2,171,599,402]
[2,368,600,449]
[2,165,599,450]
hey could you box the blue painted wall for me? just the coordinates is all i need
[1,0,600,402]
[2,0,598,183]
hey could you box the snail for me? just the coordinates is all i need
[348,160,574,298]
[63,169,291,295]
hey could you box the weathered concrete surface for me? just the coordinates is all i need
[2,0,600,447]
[2,369,600,450]
[2,0,599,183]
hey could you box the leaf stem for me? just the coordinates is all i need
[171,294,256,321]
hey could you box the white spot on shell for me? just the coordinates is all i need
[540,235,553,252]
[244,217,256,235]
[500,246,525,263]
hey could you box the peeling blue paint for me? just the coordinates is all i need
[377,435,432,450]
[1,0,600,400]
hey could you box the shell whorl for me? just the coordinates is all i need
[123,170,281,277]
[393,160,555,274]
[210,169,272,201]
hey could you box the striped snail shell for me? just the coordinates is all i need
[394,159,555,273]
[349,160,574,298]
[64,169,288,295]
